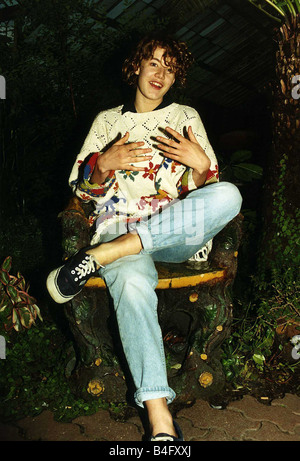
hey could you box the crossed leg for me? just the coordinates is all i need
[48,182,242,438]
[88,182,242,438]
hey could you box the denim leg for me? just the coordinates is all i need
[131,182,242,263]
[96,181,241,408]
[99,254,176,408]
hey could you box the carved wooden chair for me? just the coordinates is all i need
[59,196,243,406]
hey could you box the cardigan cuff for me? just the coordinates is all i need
[205,164,219,185]
[76,152,116,200]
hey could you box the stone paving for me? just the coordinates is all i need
[0,393,300,442]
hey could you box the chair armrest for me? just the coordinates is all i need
[59,197,92,258]
[209,213,244,279]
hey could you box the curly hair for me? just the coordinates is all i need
[122,34,194,88]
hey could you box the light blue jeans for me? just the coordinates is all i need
[98,182,242,408]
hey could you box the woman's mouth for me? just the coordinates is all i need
[149,81,163,90]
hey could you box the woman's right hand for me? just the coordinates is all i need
[99,132,153,172]
[90,132,152,184]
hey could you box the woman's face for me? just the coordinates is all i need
[135,47,176,105]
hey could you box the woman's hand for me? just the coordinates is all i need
[91,132,152,184]
[156,126,211,187]
[156,126,211,172]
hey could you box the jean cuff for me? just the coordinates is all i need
[134,386,176,408]
[129,220,154,253]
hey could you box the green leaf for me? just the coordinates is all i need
[285,0,297,16]
[232,163,263,181]
[294,0,300,14]
[12,309,21,332]
[20,309,34,328]
[6,284,20,302]
[0,295,10,313]
[16,273,26,290]
[2,256,12,272]
[230,150,252,164]
[32,304,43,322]
[0,270,10,285]
[252,353,265,366]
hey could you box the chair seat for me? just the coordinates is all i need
[85,261,227,290]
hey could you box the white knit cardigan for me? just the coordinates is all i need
[69,102,219,254]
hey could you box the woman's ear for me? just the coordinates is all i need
[134,67,140,76]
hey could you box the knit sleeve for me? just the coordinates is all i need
[75,152,117,201]
[68,111,118,202]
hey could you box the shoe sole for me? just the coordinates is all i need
[46,267,76,304]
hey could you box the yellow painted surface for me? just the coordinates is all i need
[86,278,106,288]
[198,371,213,388]
[85,269,226,290]
[156,270,226,289]
[189,292,199,302]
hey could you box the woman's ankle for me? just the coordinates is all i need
[145,398,176,437]
[86,232,142,266]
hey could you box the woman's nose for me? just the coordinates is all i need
[155,67,165,79]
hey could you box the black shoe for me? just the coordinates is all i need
[46,247,102,304]
[150,420,184,442]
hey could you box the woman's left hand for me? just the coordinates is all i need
[156,126,211,175]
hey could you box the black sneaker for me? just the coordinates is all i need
[46,247,103,304]
[150,420,184,442]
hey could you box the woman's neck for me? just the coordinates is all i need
[134,92,163,113]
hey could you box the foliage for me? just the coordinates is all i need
[221,153,299,387]
[0,256,42,332]
[0,321,113,423]
[229,0,300,391]
[257,154,300,285]
[222,263,300,388]
[219,149,263,184]
[248,0,300,22]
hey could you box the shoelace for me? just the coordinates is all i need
[72,255,97,282]
[188,239,213,262]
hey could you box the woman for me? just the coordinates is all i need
[47,34,242,441]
